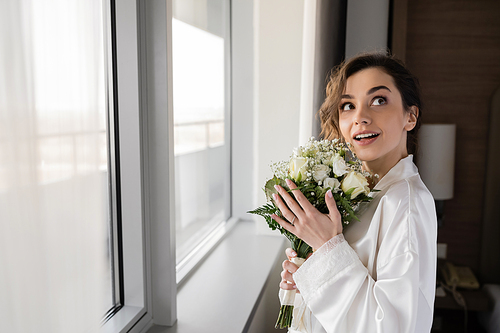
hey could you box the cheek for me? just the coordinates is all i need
[338,117,351,141]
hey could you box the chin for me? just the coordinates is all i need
[349,146,376,160]
[354,152,379,163]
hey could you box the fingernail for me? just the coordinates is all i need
[292,285,297,289]
[285,179,292,185]
[274,185,280,191]
[291,251,297,257]
[272,193,278,200]
[327,189,333,198]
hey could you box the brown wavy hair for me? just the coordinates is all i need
[318,52,423,155]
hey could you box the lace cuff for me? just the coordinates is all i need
[314,233,346,256]
[293,234,360,305]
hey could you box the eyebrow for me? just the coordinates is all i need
[341,85,392,99]
[368,85,391,95]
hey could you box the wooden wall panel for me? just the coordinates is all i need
[404,0,500,274]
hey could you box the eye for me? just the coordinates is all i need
[341,102,355,111]
[372,97,387,106]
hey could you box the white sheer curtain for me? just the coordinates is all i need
[299,0,348,142]
[0,1,112,332]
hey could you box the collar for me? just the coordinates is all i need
[373,155,419,192]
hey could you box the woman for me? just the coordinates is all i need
[271,53,437,333]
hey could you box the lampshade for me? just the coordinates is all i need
[417,124,456,200]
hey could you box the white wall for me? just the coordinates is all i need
[232,0,305,225]
[253,0,305,229]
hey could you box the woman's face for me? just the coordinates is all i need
[338,67,417,172]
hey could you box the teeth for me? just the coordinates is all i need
[355,133,378,139]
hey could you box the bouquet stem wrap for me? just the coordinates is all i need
[277,257,308,330]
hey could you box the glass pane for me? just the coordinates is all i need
[172,0,228,264]
[0,0,114,331]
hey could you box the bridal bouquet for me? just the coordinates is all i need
[248,138,375,330]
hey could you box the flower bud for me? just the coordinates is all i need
[289,157,307,182]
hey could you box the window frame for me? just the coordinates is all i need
[101,0,237,331]
[101,0,153,331]
[103,0,124,321]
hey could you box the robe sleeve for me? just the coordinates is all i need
[293,233,427,333]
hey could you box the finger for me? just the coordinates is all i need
[272,193,298,224]
[325,189,342,222]
[285,179,315,213]
[282,259,299,274]
[272,213,295,233]
[280,280,297,290]
[280,269,294,283]
[274,184,305,219]
[285,248,297,260]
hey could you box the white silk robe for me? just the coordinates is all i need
[292,155,437,333]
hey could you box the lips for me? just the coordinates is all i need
[352,131,380,146]
[353,131,380,141]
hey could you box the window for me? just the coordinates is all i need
[172,0,231,273]
[0,0,120,330]
[1,0,239,331]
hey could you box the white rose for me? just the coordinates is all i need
[289,157,307,181]
[323,177,340,192]
[312,164,331,182]
[341,171,370,199]
[330,154,349,177]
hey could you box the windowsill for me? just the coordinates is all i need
[101,305,147,333]
[146,220,285,333]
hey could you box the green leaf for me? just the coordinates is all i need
[247,202,278,216]
[264,177,288,202]
[344,187,355,196]
[340,197,358,221]
[248,199,312,259]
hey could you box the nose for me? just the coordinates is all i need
[353,105,371,125]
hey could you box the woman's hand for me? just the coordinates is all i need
[279,248,311,291]
[271,179,342,250]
